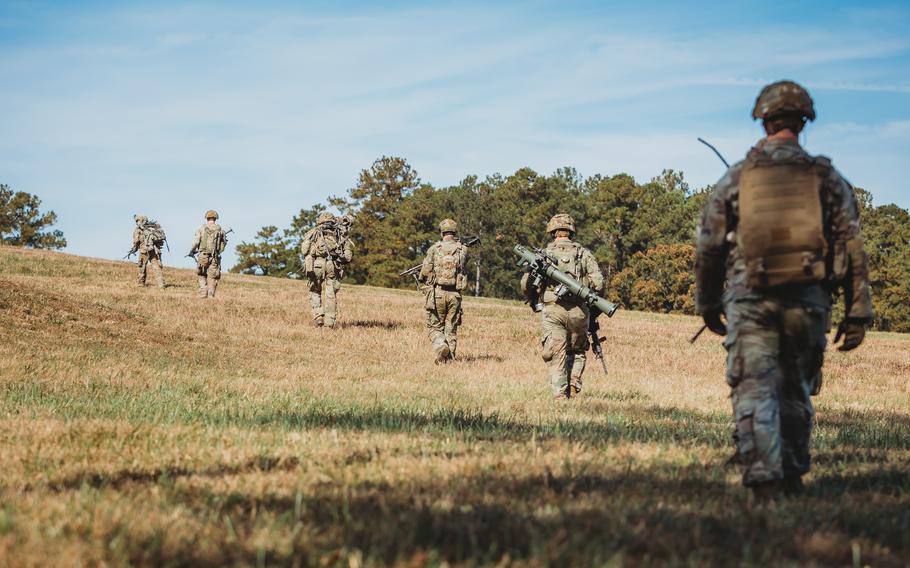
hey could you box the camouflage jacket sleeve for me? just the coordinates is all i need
[579,247,604,293]
[694,166,739,314]
[339,238,354,264]
[822,162,873,321]
[419,245,437,280]
[131,227,142,251]
[190,226,203,253]
[300,229,315,257]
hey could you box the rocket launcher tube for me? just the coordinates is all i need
[514,244,618,317]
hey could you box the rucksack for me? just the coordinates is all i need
[433,241,464,287]
[142,221,167,251]
[200,225,222,254]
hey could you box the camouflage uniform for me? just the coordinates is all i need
[190,210,228,299]
[301,213,353,328]
[522,214,605,398]
[130,215,165,289]
[419,219,468,363]
[695,81,873,492]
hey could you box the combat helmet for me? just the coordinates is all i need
[316,212,335,225]
[134,214,148,224]
[205,210,219,220]
[439,218,458,235]
[752,80,816,121]
[546,213,576,235]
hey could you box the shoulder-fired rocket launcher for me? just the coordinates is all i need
[513,244,618,317]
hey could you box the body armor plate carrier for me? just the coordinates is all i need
[738,157,827,289]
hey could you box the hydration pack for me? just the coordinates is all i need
[737,153,828,289]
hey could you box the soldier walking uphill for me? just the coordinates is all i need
[522,214,604,400]
[695,80,873,500]
[301,213,353,328]
[419,219,469,364]
[129,215,166,289]
[189,210,228,299]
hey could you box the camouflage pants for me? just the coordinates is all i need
[308,276,340,327]
[196,253,221,298]
[425,287,462,360]
[540,300,589,396]
[725,296,828,486]
[137,250,165,288]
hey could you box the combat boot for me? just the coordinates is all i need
[434,345,451,365]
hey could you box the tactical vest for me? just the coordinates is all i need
[737,152,827,289]
[433,241,464,287]
[547,240,582,282]
[199,225,222,254]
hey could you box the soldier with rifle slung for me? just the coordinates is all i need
[519,214,614,400]
[128,214,167,289]
[415,219,472,363]
[188,210,230,299]
[301,212,353,328]
[695,80,873,500]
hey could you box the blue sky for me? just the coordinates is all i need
[1,0,908,268]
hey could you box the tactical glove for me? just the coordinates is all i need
[702,307,727,336]
[834,319,866,352]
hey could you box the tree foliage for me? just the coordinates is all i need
[233,158,910,332]
[0,184,66,249]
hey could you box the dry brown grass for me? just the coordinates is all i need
[1,246,908,567]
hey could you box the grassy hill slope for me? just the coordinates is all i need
[1,246,908,566]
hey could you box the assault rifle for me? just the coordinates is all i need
[398,235,481,289]
[186,228,233,263]
[514,244,618,375]
[690,138,730,344]
[123,250,136,260]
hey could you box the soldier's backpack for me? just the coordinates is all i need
[547,241,582,280]
[142,221,167,251]
[199,224,224,254]
[433,241,464,288]
[737,152,828,289]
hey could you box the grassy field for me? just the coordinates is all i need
[1,246,908,567]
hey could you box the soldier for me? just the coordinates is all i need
[419,219,469,363]
[189,210,228,299]
[129,214,166,289]
[301,212,353,328]
[521,214,604,400]
[695,80,873,500]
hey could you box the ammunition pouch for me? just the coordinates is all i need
[455,273,467,291]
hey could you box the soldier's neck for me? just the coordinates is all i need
[554,236,571,242]
[765,129,800,144]
[442,235,455,242]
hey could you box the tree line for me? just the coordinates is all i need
[235,156,903,333]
